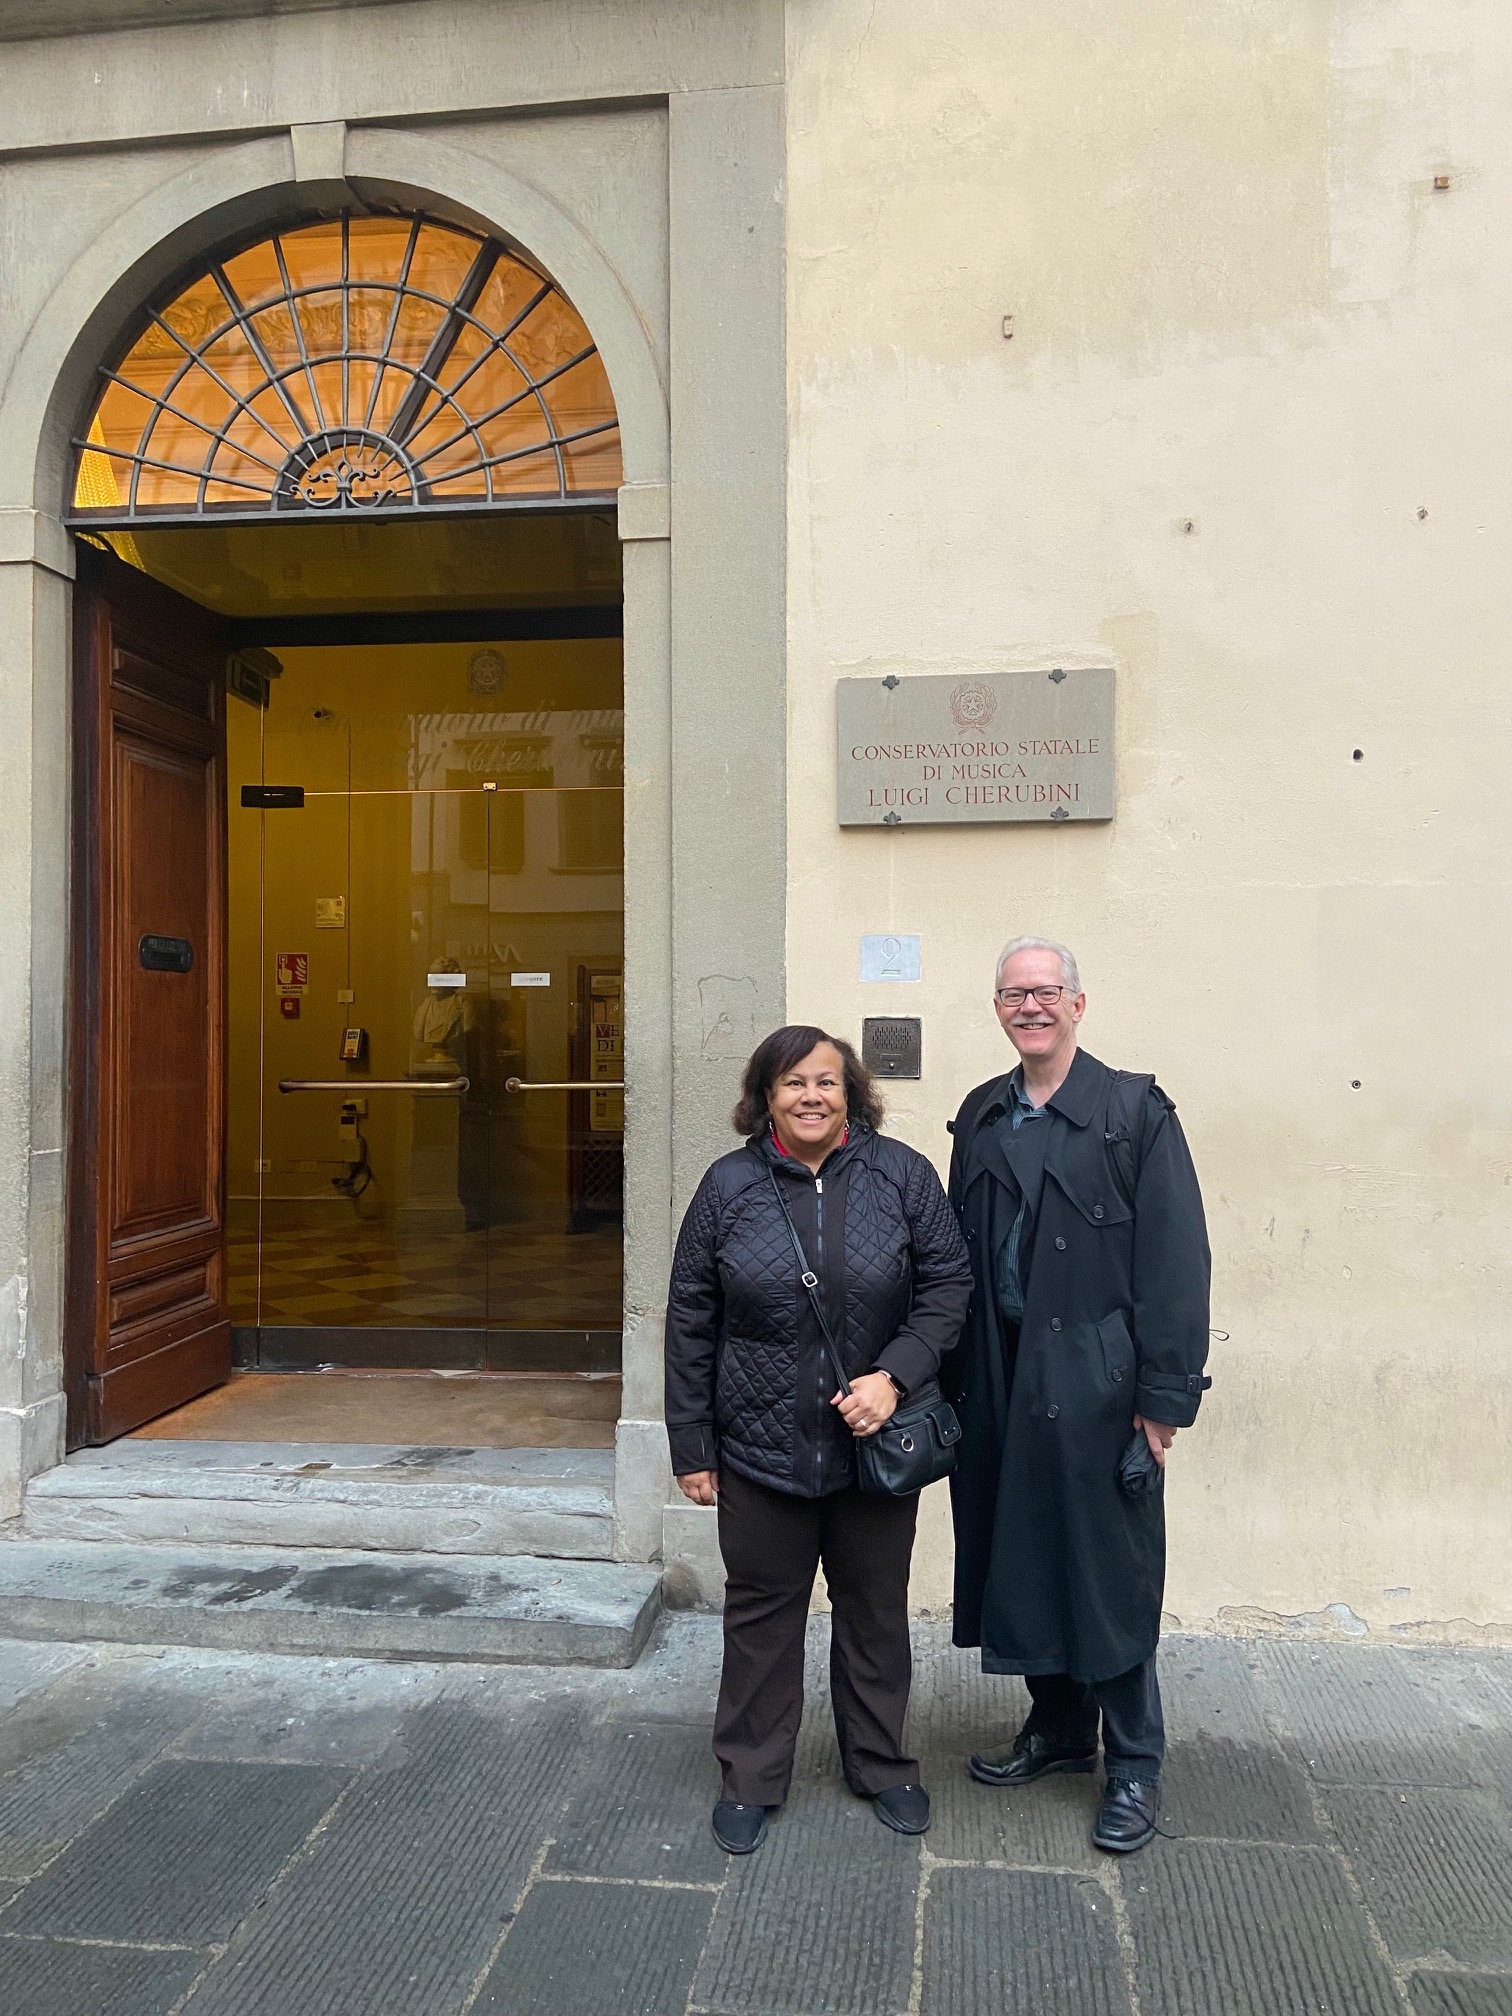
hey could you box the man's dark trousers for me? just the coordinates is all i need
[1024,1656,1165,1779]
[714,1466,920,1806]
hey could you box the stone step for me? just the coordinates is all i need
[21,1441,614,1560]
[0,1537,662,1667]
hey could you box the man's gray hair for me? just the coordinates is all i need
[995,936,1082,993]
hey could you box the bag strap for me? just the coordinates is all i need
[760,1160,852,1398]
[1105,1070,1154,1210]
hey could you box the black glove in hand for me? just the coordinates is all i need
[1116,1430,1164,1498]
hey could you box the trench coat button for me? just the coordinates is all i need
[1047,1404,1060,1419]
[1054,1236,1067,1251]
[1093,1204,1105,1220]
[1111,1368,1124,1383]
[1049,1317,1062,1332]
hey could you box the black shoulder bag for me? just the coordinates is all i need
[763,1163,960,1497]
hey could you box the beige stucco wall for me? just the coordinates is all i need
[785,0,1512,1641]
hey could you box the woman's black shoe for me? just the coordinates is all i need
[873,1783,931,1835]
[968,1731,1098,1787]
[712,1800,770,1854]
[1091,1776,1160,1853]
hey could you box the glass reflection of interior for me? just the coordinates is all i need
[73,212,622,520]
[226,636,624,1342]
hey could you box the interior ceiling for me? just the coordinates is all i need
[121,509,622,617]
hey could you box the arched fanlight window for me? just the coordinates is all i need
[72,212,621,523]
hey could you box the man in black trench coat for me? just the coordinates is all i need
[945,935,1211,1853]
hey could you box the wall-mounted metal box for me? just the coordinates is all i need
[862,1016,922,1080]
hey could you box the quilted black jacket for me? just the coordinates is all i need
[665,1128,972,1497]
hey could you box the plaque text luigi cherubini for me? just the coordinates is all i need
[836,667,1114,827]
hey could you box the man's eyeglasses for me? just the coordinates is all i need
[995,985,1065,1007]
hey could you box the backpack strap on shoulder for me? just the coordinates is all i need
[1105,1070,1155,1208]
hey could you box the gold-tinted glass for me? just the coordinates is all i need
[75,214,621,520]
[226,637,624,1354]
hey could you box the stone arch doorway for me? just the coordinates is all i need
[64,206,633,1453]
[0,93,785,1583]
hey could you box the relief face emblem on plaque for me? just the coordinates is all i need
[836,667,1115,827]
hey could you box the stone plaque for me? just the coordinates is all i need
[859,934,921,982]
[837,667,1114,826]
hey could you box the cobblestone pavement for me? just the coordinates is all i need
[0,1618,1509,2015]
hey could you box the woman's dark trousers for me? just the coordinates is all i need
[714,1467,920,1806]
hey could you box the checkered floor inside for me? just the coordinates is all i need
[228,1217,622,1329]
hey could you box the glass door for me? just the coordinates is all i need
[254,786,490,1358]
[227,639,624,1371]
[484,764,624,1358]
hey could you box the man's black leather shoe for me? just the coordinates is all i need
[711,1800,770,1854]
[1091,1776,1160,1853]
[968,1731,1098,1788]
[873,1783,931,1835]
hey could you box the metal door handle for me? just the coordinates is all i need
[504,1077,625,1092]
[278,1078,470,1093]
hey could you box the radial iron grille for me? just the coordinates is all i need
[72,212,622,523]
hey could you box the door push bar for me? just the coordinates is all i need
[278,1078,470,1093]
[504,1077,626,1093]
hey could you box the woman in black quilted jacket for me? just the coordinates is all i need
[666,1024,972,1855]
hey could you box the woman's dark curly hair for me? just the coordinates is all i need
[732,1024,885,1137]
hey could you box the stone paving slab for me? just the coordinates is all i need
[1124,1838,1401,2015]
[0,1643,88,1717]
[1322,1785,1512,1965]
[1472,1730,1512,1819]
[1252,1641,1480,1787]
[1158,1635,1277,1738]
[5,1758,348,1944]
[904,1637,1024,1743]
[0,1654,191,1777]
[167,1656,442,1765]
[922,1865,1130,2016]
[476,1876,716,2015]
[0,1935,205,2016]
[1161,1732,1321,1844]
[547,1719,727,1883]
[1450,1655,1512,1755]
[921,1749,1104,1868]
[1409,1971,1512,2015]
[696,1776,920,2015]
[180,1701,583,2016]
[0,1684,196,1879]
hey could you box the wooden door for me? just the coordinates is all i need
[67,546,230,1444]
